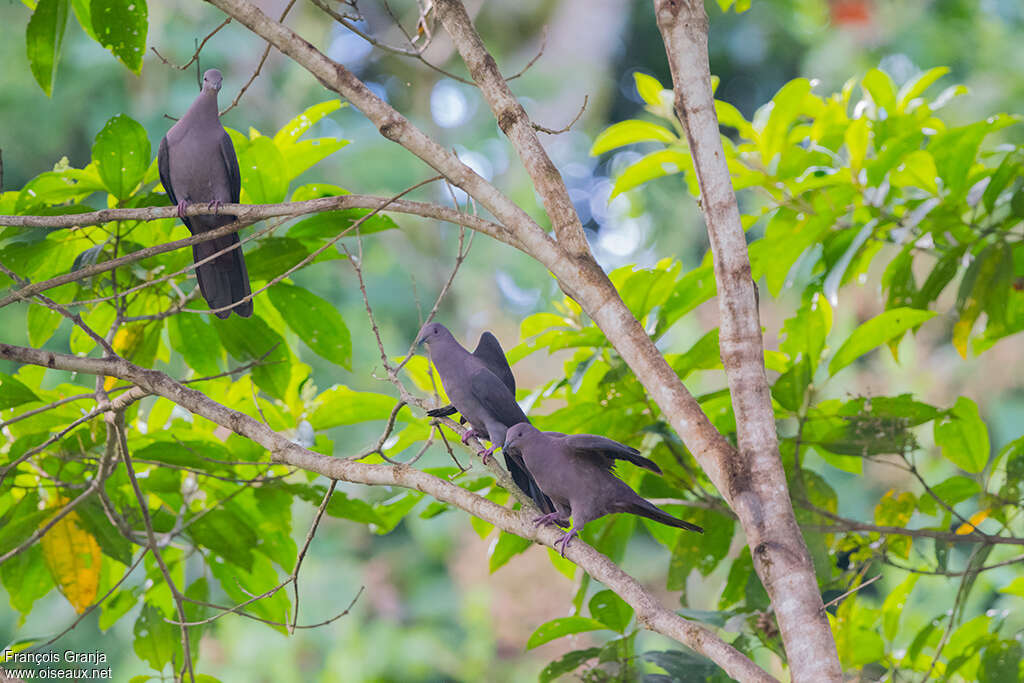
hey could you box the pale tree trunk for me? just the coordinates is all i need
[652,1,843,680]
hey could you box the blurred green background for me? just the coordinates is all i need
[2,0,1023,680]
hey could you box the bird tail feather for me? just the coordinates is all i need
[193,229,252,319]
[624,498,704,533]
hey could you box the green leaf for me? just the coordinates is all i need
[189,509,257,571]
[168,313,221,378]
[874,490,915,527]
[488,531,532,573]
[590,120,677,155]
[611,149,693,198]
[288,184,399,239]
[643,649,718,679]
[891,150,938,194]
[668,509,731,585]
[244,236,345,281]
[762,78,812,161]
[76,500,132,565]
[829,308,937,375]
[26,0,70,96]
[538,648,601,683]
[934,396,990,473]
[92,114,151,200]
[862,68,896,114]
[0,544,54,622]
[213,315,291,400]
[273,100,344,146]
[99,587,139,631]
[917,476,980,516]
[281,138,348,181]
[309,385,402,430]
[588,589,633,633]
[979,639,1023,683]
[267,282,352,369]
[132,603,178,670]
[238,135,289,203]
[0,372,41,409]
[526,616,608,650]
[982,152,1019,213]
[70,0,96,41]
[897,66,949,112]
[90,0,148,73]
[882,574,918,641]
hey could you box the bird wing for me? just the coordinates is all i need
[219,130,241,204]
[469,368,527,428]
[562,434,661,474]
[472,332,515,394]
[159,136,195,234]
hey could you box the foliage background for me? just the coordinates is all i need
[1,0,1023,681]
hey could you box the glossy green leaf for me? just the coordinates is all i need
[590,120,677,155]
[92,114,150,200]
[0,372,41,409]
[882,575,918,641]
[526,616,608,650]
[281,138,348,181]
[245,236,345,282]
[862,68,897,114]
[829,308,937,375]
[26,0,70,96]
[267,282,351,369]
[238,135,288,203]
[0,544,54,622]
[213,315,291,399]
[168,313,221,378]
[538,648,601,683]
[916,476,980,516]
[643,649,718,679]
[91,0,148,73]
[934,396,990,473]
[488,531,532,573]
[588,589,633,633]
[273,99,344,146]
[288,183,399,239]
[897,66,949,112]
[611,149,693,198]
[309,385,403,430]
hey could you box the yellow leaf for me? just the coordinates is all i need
[40,505,102,614]
[105,323,147,390]
[952,320,971,359]
[955,509,990,535]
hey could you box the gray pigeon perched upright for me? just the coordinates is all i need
[503,423,704,556]
[426,331,515,420]
[158,68,252,318]
[416,323,556,516]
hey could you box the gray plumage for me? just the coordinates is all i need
[503,423,704,555]
[416,323,556,516]
[158,68,251,319]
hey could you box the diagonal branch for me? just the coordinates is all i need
[0,342,775,683]
[433,0,590,256]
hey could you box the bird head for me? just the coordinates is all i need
[503,422,534,454]
[202,69,224,93]
[415,322,450,348]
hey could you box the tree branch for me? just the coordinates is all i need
[652,2,841,679]
[0,342,774,682]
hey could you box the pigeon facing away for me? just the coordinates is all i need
[416,323,557,516]
[503,423,704,556]
[426,331,515,420]
[159,69,252,319]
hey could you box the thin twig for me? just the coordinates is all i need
[290,479,337,634]
[532,95,588,135]
[151,18,232,71]
[221,0,299,115]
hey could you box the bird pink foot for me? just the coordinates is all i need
[532,512,561,528]
[478,445,496,465]
[176,200,190,219]
[556,530,578,557]
[461,428,483,445]
[208,199,223,214]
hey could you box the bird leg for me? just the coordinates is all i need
[532,512,562,528]
[208,199,223,215]
[477,445,496,465]
[460,428,484,445]
[556,529,579,557]
[176,199,190,219]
